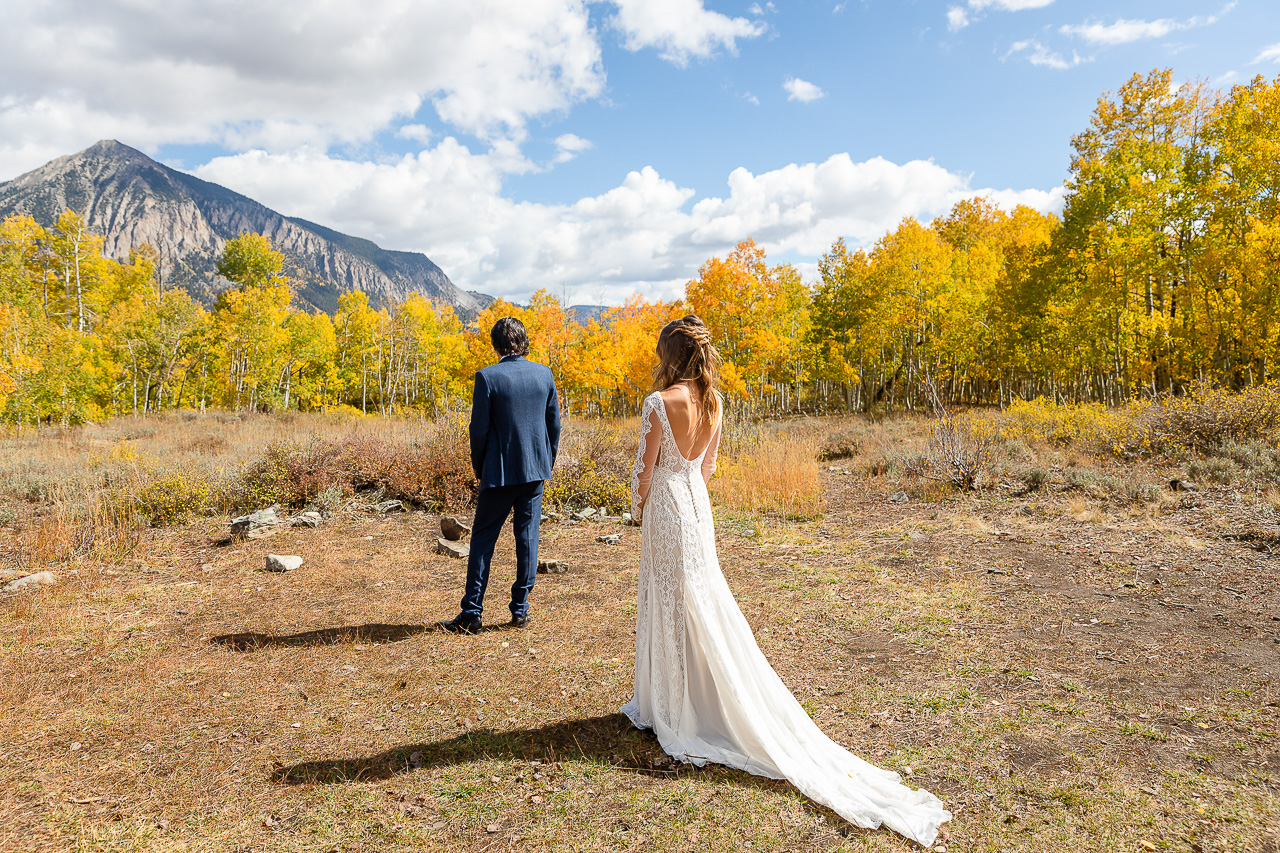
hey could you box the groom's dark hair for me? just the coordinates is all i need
[491,317,529,357]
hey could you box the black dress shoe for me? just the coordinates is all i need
[435,615,482,634]
[508,614,529,628]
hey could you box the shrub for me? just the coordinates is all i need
[1136,383,1280,456]
[1022,467,1049,491]
[818,430,862,461]
[1187,457,1240,486]
[900,384,995,490]
[135,470,212,526]
[545,420,633,513]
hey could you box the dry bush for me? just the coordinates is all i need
[227,415,476,512]
[1135,383,1280,455]
[900,383,995,490]
[713,431,824,520]
[817,430,862,461]
[545,419,633,513]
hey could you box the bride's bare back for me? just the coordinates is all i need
[658,382,721,461]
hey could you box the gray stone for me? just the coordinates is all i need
[230,505,280,537]
[290,514,321,528]
[2,571,57,592]
[436,539,469,559]
[246,525,279,541]
[539,514,549,524]
[596,533,622,545]
[574,507,597,520]
[537,559,567,574]
[1013,503,1033,517]
[1170,479,1199,492]
[264,554,303,573]
[0,568,27,581]
[889,491,910,504]
[440,516,471,541]
[621,512,633,523]
[372,499,406,514]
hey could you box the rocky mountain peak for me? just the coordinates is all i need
[0,141,483,316]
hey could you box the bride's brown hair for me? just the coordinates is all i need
[653,315,722,428]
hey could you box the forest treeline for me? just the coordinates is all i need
[1,69,1278,425]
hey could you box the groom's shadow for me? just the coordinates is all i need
[210,621,511,652]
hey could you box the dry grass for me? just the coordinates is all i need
[1,410,1279,852]
[713,429,825,520]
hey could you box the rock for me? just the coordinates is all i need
[539,514,549,524]
[537,559,567,574]
[573,507,596,521]
[440,516,471,541]
[229,504,281,537]
[544,510,561,521]
[264,554,303,572]
[1170,479,1199,492]
[436,539,469,559]
[596,533,622,545]
[372,499,406,513]
[0,568,27,581]
[621,512,633,523]
[290,514,320,528]
[889,491,910,504]
[2,571,57,592]
[1013,503,1033,516]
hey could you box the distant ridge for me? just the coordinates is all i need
[0,140,488,316]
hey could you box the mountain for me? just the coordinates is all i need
[0,140,485,316]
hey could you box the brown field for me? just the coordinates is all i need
[1,412,1278,852]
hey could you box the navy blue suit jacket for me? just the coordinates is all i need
[469,355,561,489]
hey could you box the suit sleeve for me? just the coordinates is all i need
[546,373,562,467]
[469,372,489,480]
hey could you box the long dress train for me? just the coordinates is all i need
[622,392,951,847]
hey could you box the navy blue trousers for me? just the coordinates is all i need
[460,480,543,621]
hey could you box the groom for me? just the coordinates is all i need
[436,317,561,634]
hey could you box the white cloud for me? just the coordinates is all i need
[1216,70,1240,85]
[553,133,594,163]
[969,0,1054,10]
[194,144,1063,303]
[1004,39,1088,70]
[609,0,766,67]
[396,124,434,144]
[742,92,761,106]
[950,0,1053,29]
[783,77,826,103]
[0,0,612,177]
[832,3,846,13]
[1060,5,1233,46]
[1254,42,1280,64]
[747,2,777,14]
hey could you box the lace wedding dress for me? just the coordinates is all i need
[622,392,951,846]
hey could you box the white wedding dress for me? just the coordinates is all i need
[622,392,951,847]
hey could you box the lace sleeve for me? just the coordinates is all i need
[631,396,661,521]
[701,417,722,483]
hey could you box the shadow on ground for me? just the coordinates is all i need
[210,623,435,651]
[272,712,878,836]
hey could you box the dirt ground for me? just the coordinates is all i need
[1,459,1278,852]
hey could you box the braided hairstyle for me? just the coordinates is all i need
[653,314,722,428]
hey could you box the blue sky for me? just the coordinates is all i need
[2,1,1275,303]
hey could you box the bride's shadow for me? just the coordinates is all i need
[275,712,769,789]
[273,713,871,838]
[273,712,707,784]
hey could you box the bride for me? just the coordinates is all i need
[622,315,952,847]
